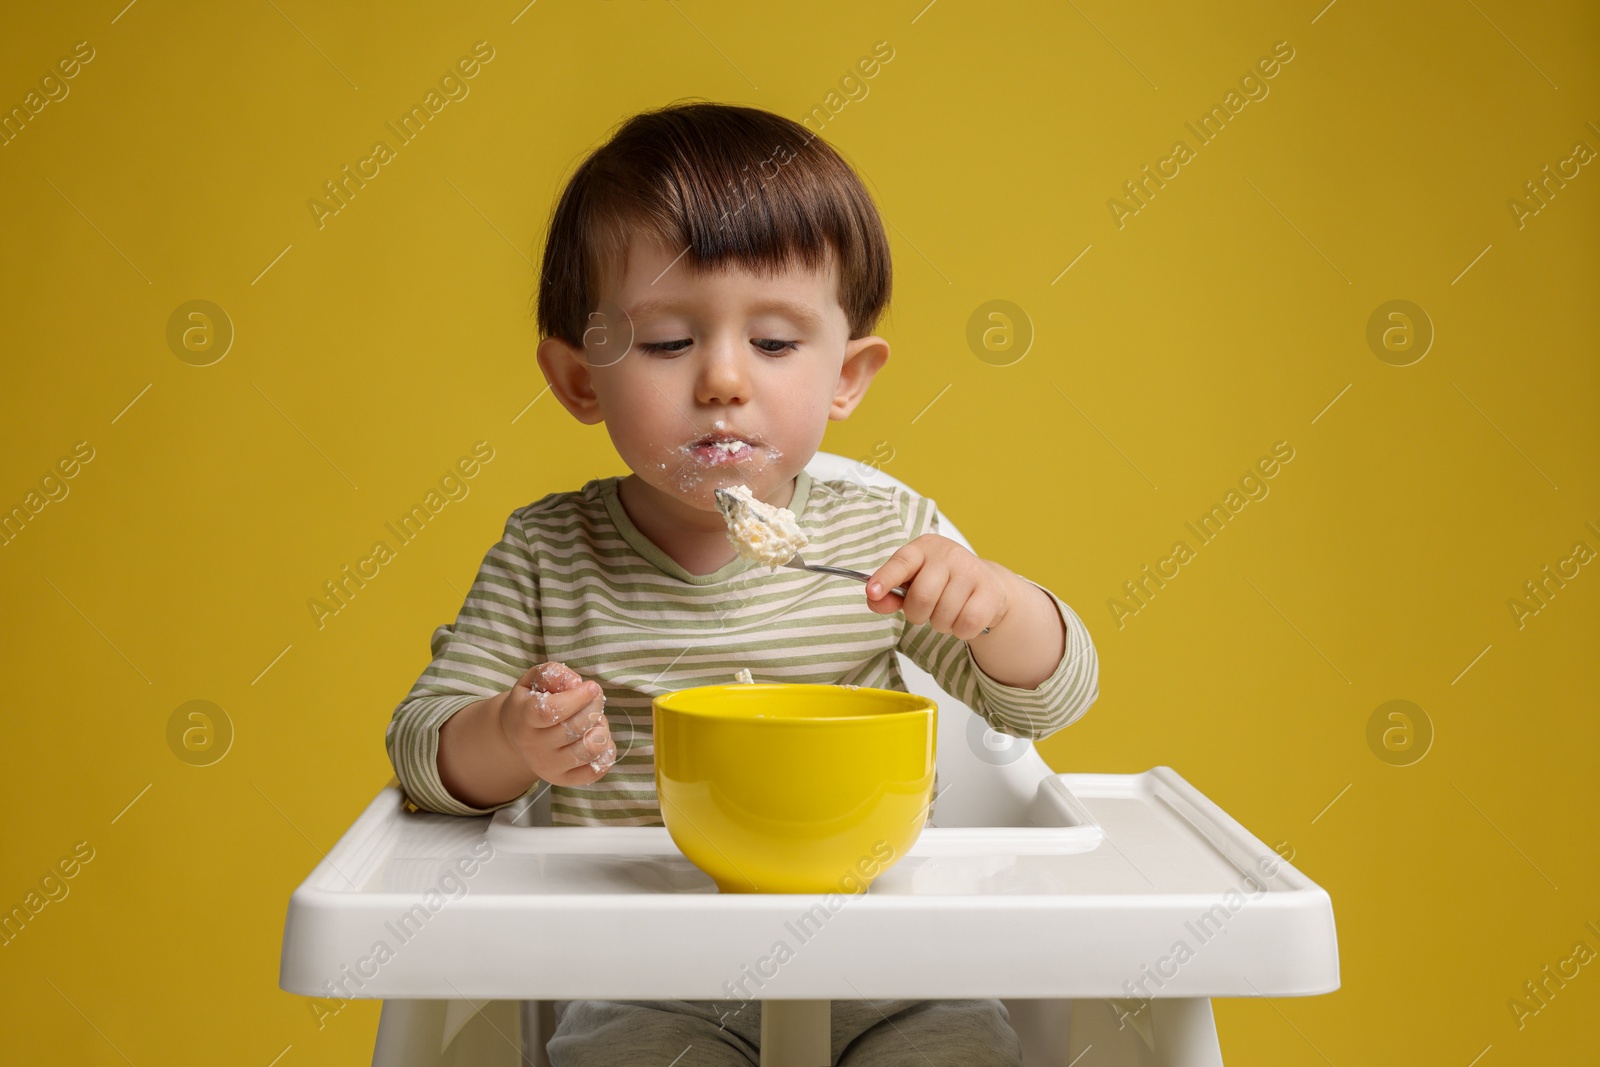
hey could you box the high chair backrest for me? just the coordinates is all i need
[803,451,1054,828]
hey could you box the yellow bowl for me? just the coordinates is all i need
[653,684,937,894]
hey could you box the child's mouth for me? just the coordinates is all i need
[684,431,761,467]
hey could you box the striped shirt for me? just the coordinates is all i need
[386,469,1099,822]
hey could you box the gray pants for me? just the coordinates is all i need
[546,997,1023,1065]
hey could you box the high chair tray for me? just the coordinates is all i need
[279,766,1338,1002]
[484,773,1104,856]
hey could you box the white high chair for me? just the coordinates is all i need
[279,451,1339,1066]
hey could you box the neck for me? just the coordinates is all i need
[618,473,799,577]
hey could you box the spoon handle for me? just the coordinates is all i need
[783,560,907,598]
[779,560,988,633]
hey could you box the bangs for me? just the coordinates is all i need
[536,102,891,346]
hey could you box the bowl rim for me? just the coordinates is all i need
[653,682,936,723]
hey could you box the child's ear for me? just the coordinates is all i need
[830,336,890,420]
[537,336,606,425]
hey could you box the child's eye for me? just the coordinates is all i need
[753,339,800,354]
[638,339,692,355]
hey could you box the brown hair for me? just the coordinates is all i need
[534,101,892,346]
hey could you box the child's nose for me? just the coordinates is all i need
[694,341,751,406]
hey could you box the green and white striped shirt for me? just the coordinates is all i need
[387,469,1099,822]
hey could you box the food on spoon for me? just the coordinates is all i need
[712,484,808,569]
[733,668,754,684]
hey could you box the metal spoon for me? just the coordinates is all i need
[780,554,987,633]
[777,553,907,598]
[715,487,989,632]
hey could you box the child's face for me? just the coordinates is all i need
[539,234,888,515]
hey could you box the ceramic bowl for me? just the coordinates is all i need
[653,683,936,893]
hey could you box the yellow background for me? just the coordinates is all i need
[2,1,1596,1063]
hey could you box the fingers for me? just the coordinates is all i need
[516,660,584,694]
[950,587,1000,641]
[561,722,617,772]
[501,668,619,785]
[928,571,975,633]
[508,678,603,728]
[866,543,925,614]
[544,719,617,786]
[888,560,934,625]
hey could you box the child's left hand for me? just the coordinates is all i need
[865,534,1013,640]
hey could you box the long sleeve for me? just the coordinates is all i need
[385,511,547,815]
[891,489,1099,740]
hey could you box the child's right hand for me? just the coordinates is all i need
[497,661,616,785]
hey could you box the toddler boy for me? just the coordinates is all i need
[387,101,1099,1066]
